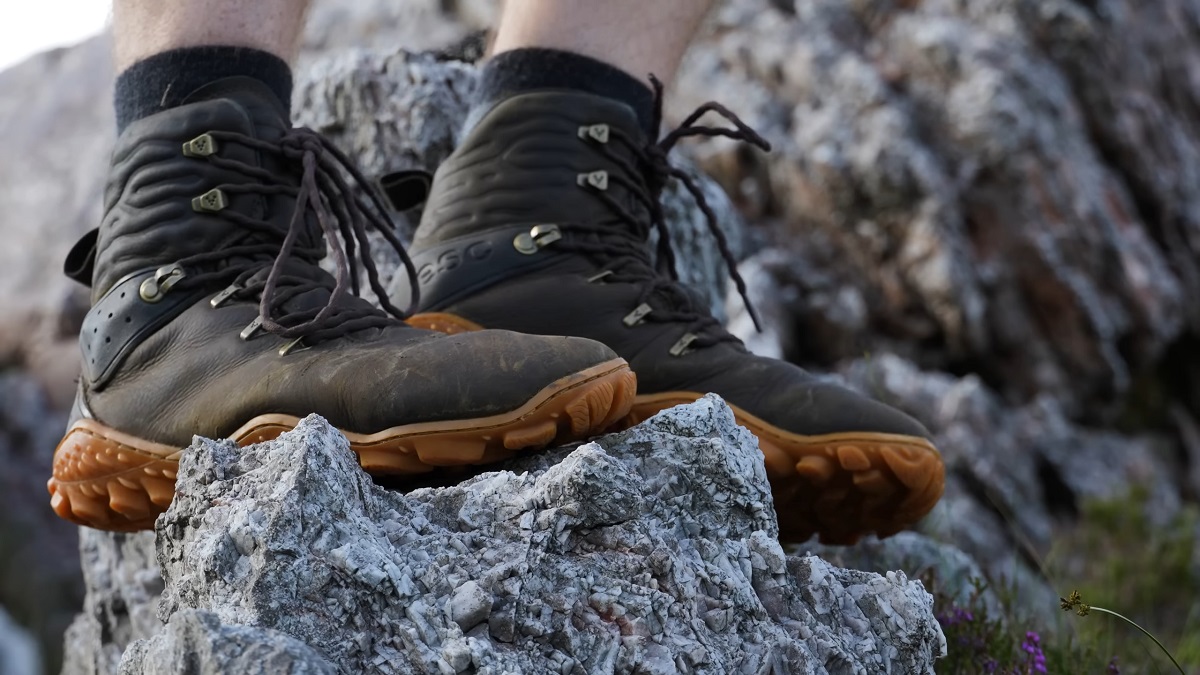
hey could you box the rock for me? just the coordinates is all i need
[0,34,112,410]
[447,581,490,632]
[833,353,1178,612]
[674,0,1197,418]
[60,532,161,675]
[799,532,1004,620]
[0,605,41,675]
[74,399,944,674]
[0,372,82,674]
[117,610,337,675]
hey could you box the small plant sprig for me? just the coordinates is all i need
[1060,590,1186,675]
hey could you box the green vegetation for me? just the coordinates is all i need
[927,488,1199,674]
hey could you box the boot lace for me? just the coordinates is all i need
[562,76,770,350]
[161,128,421,346]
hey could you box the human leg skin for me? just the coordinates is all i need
[398,0,946,544]
[490,0,714,86]
[113,0,311,70]
[47,0,636,531]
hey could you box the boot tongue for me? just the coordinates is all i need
[189,77,328,269]
[181,76,290,139]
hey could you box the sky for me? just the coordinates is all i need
[0,2,111,72]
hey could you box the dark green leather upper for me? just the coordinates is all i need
[72,79,617,446]
[397,91,932,440]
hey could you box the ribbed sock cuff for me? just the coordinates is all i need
[114,46,293,133]
[474,48,657,137]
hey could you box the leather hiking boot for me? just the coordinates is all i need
[393,87,944,544]
[48,78,636,532]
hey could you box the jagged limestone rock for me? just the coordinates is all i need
[675,0,1198,418]
[59,532,161,675]
[829,352,1179,617]
[77,398,944,675]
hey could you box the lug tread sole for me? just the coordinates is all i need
[624,393,945,545]
[48,359,636,532]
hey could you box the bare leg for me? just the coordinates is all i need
[113,0,311,71]
[490,0,715,85]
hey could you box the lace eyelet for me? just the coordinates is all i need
[139,264,186,303]
[513,224,562,255]
[278,337,307,356]
[669,332,699,357]
[577,124,610,143]
[239,316,264,340]
[576,171,609,191]
[622,303,653,327]
[209,283,242,308]
[182,133,218,157]
[192,188,229,213]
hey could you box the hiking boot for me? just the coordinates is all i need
[48,77,636,532]
[393,87,944,544]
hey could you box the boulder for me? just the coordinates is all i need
[675,0,1199,419]
[66,398,944,674]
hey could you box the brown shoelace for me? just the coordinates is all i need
[166,127,421,345]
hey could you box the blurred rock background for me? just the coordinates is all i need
[1,0,1198,672]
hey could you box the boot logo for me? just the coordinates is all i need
[418,241,493,285]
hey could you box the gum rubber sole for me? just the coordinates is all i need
[48,359,637,532]
[622,393,945,545]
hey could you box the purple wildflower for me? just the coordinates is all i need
[1020,631,1047,674]
[936,606,975,627]
[1106,656,1120,674]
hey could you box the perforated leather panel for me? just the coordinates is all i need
[80,269,203,390]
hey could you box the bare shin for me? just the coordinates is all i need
[491,0,716,85]
[113,0,312,70]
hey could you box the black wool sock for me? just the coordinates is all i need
[474,48,657,138]
[114,46,293,134]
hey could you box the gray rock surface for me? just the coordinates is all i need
[59,532,160,675]
[73,399,945,675]
[117,611,337,675]
[0,372,81,675]
[675,0,1198,419]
